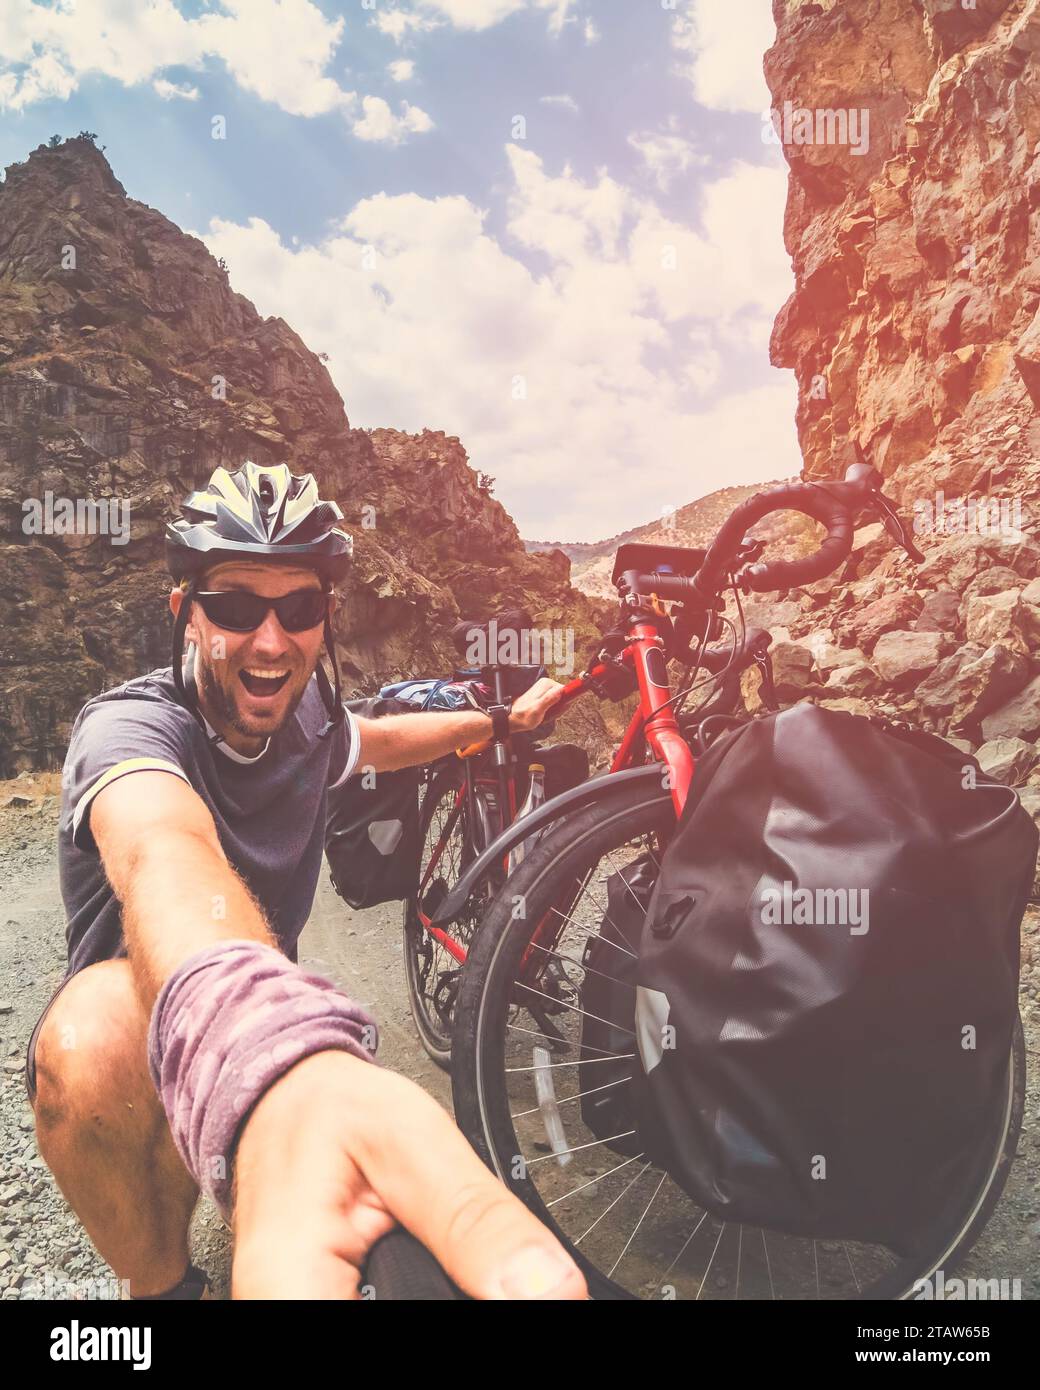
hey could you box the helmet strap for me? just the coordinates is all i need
[171,582,221,745]
[316,601,344,739]
[171,580,201,719]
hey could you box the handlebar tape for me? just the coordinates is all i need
[691,481,854,598]
[361,1229,468,1300]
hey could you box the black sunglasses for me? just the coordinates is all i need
[193,588,330,634]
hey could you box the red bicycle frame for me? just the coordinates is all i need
[414,617,694,964]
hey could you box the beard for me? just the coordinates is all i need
[192,647,310,740]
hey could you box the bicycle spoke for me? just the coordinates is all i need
[843,1241,861,1295]
[543,904,639,960]
[574,1163,651,1245]
[696,1222,727,1301]
[661,1210,709,1282]
[505,1019,623,1059]
[511,1073,629,1120]
[762,1230,776,1301]
[735,1225,742,1300]
[505,1052,635,1072]
[526,1132,638,1166]
[514,978,635,1037]
[608,1172,667,1278]
[525,937,636,992]
[547,1153,646,1208]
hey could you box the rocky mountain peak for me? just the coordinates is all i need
[0,138,605,772]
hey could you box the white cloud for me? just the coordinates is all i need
[539,93,579,113]
[370,9,441,44]
[197,146,796,538]
[401,0,578,34]
[0,0,430,137]
[628,120,707,191]
[153,76,199,100]
[387,59,415,82]
[583,18,600,44]
[672,0,775,114]
[351,95,434,144]
[418,0,525,27]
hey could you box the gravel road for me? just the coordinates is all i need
[1,788,1037,1300]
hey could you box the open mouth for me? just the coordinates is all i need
[239,667,291,699]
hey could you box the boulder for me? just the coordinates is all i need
[769,641,819,701]
[945,736,975,755]
[963,589,1040,656]
[913,589,960,633]
[806,630,867,675]
[916,533,1040,591]
[981,674,1040,743]
[825,662,884,698]
[872,629,944,686]
[917,643,1030,732]
[837,592,923,652]
[975,737,1039,785]
[1022,576,1040,606]
[818,697,874,718]
[961,566,1024,601]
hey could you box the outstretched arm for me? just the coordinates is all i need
[90,768,586,1300]
[92,770,272,1008]
[354,676,565,772]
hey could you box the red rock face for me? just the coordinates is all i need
[765,0,1040,507]
[730,3,1040,833]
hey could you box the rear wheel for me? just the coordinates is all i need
[404,764,495,1068]
[452,781,1025,1300]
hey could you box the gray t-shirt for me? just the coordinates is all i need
[58,667,361,980]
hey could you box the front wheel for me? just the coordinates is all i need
[452,781,1026,1300]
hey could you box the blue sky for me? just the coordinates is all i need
[0,1,799,541]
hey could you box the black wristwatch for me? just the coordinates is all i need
[487,702,512,741]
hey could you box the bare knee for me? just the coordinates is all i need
[33,961,156,1131]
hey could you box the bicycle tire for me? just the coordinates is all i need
[361,1229,468,1301]
[404,764,492,1068]
[452,780,1026,1301]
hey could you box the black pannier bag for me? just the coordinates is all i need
[632,703,1036,1252]
[578,853,656,1157]
[325,695,422,910]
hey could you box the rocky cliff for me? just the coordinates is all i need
[0,138,607,773]
[757,0,1040,848]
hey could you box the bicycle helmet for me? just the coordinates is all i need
[166,462,353,735]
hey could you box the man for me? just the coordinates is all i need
[26,461,585,1301]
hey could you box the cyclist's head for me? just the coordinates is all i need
[170,560,330,748]
[166,462,353,744]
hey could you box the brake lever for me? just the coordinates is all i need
[871,491,925,565]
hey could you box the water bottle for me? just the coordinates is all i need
[507,763,546,873]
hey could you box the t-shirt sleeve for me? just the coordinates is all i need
[327,705,363,790]
[64,698,196,852]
